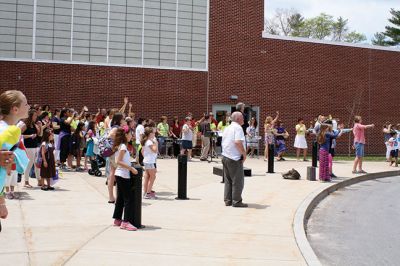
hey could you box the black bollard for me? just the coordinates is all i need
[312,141,318,167]
[267,144,275,173]
[176,154,189,200]
[221,164,225,183]
[131,163,144,229]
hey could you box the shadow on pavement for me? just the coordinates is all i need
[140,225,162,231]
[156,192,175,196]
[16,191,34,200]
[247,203,270,209]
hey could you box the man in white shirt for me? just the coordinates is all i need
[221,112,248,207]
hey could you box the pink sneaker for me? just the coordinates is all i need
[120,221,137,231]
[113,219,122,227]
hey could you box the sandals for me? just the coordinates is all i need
[24,183,33,188]
[352,170,368,174]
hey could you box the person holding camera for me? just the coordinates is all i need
[274,120,289,161]
[221,112,247,207]
[383,122,393,162]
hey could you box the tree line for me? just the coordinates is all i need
[264,9,366,43]
[372,8,400,46]
[265,8,399,46]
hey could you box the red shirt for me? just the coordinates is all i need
[171,122,181,138]
[96,114,105,124]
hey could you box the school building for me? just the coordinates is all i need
[1,0,399,154]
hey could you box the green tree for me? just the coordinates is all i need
[303,13,335,40]
[383,8,400,45]
[265,11,367,44]
[332,17,349,41]
[372,32,389,46]
[344,31,367,43]
[288,13,305,37]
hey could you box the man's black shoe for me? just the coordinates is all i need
[232,202,248,208]
[225,201,232,206]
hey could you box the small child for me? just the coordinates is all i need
[40,129,56,190]
[71,122,84,171]
[5,168,18,200]
[141,127,158,199]
[387,131,398,167]
[84,121,96,170]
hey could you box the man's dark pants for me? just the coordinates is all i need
[222,156,244,205]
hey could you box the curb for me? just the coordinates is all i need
[293,170,400,266]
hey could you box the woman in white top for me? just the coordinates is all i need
[112,126,138,231]
[294,118,308,161]
[141,127,158,199]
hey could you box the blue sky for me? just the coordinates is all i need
[264,0,400,41]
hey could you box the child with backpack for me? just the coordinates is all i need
[40,129,56,190]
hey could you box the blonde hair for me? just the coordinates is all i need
[141,127,154,146]
[0,90,24,116]
[264,116,273,125]
[354,116,361,123]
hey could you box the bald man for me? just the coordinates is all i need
[221,112,248,207]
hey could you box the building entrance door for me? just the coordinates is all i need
[212,104,260,131]
[212,104,232,123]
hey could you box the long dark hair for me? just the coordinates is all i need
[317,124,330,145]
[112,128,127,151]
[39,111,49,121]
[250,117,258,128]
[42,128,53,144]
[87,121,96,132]
[74,122,84,136]
[23,109,37,128]
[60,108,69,118]
[111,112,124,127]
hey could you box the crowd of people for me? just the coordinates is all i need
[0,90,386,230]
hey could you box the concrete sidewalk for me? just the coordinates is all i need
[0,157,391,265]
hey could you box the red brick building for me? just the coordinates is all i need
[1,1,399,155]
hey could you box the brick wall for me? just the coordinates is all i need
[1,0,399,155]
[208,0,400,155]
[0,62,208,121]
